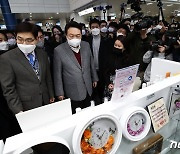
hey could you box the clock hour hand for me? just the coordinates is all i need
[96,134,100,140]
[99,130,106,140]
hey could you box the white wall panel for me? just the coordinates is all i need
[9,0,28,4]
[8,0,70,13]
[29,4,45,13]
[27,0,44,4]
[69,0,94,11]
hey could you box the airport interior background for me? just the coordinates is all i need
[0,0,180,154]
[0,0,179,31]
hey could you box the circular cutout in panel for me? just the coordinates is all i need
[14,136,71,154]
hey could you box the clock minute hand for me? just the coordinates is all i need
[99,130,106,140]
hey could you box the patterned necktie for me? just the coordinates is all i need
[27,53,34,66]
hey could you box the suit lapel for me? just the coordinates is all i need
[64,42,81,70]
[80,43,86,70]
[14,48,39,80]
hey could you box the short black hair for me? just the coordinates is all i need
[79,23,86,29]
[36,25,44,35]
[89,18,100,28]
[5,30,16,38]
[109,22,118,30]
[65,21,82,35]
[0,31,8,41]
[118,24,130,33]
[100,20,107,26]
[15,22,38,38]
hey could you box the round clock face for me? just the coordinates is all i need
[80,118,117,154]
[120,106,151,141]
[127,113,146,136]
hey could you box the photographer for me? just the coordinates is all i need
[126,17,156,79]
[143,33,173,82]
[168,29,180,62]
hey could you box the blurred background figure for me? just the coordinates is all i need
[0,32,9,54]
[6,30,16,50]
[100,20,108,39]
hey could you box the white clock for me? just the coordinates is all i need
[72,112,122,154]
[120,106,151,141]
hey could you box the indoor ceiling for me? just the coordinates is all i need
[75,0,180,21]
[0,0,179,22]
[15,13,71,21]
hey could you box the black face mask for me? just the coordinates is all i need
[113,47,123,55]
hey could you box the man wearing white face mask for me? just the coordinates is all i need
[87,18,110,105]
[54,21,98,114]
[100,20,108,39]
[6,31,17,50]
[0,22,55,114]
[0,32,9,54]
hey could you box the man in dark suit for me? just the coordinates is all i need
[0,32,21,141]
[54,21,98,114]
[87,18,110,105]
[0,22,54,114]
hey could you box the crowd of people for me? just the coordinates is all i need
[0,16,180,147]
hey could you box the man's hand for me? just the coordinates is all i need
[50,97,55,103]
[108,84,114,90]
[17,111,23,114]
[58,96,64,101]
[140,29,147,39]
[93,82,97,88]
[158,45,166,53]
[177,40,180,45]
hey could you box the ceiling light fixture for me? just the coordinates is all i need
[167,4,173,6]
[78,7,94,16]
[147,3,153,5]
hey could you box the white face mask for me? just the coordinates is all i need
[91,28,100,36]
[67,38,81,53]
[8,38,16,46]
[101,27,108,33]
[117,32,124,37]
[108,27,114,32]
[36,40,44,48]
[0,41,9,50]
[82,30,86,35]
[17,44,36,54]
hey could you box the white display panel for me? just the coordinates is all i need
[3,75,180,154]
[16,99,72,132]
[150,58,180,83]
[0,140,4,154]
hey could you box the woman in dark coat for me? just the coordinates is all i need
[103,36,129,100]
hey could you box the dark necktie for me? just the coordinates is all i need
[27,53,34,66]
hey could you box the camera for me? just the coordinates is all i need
[165,29,180,46]
[134,18,153,31]
[151,40,164,51]
[127,0,145,12]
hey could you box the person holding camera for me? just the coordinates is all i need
[126,18,156,80]
[143,35,173,82]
